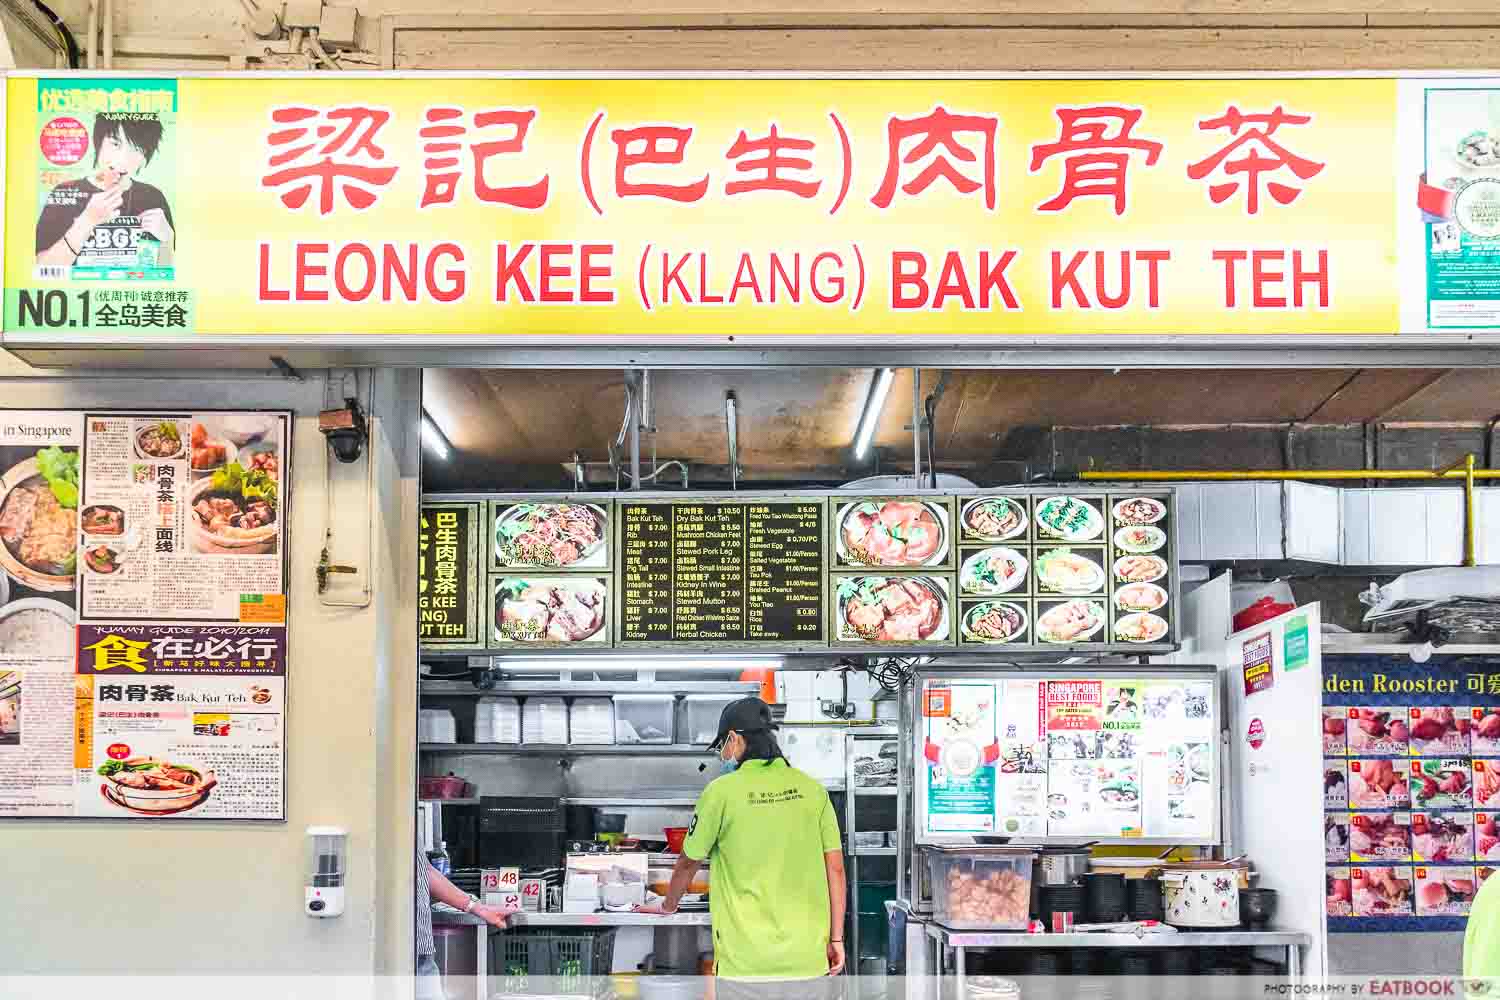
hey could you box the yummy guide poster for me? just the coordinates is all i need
[0,409,289,820]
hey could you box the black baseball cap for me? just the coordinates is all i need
[708,697,777,751]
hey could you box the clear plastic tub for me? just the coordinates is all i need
[613,694,675,745]
[680,694,740,746]
[569,697,616,745]
[926,847,1035,929]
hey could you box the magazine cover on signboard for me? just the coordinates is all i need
[33,78,177,284]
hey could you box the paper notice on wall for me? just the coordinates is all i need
[998,678,1046,774]
[0,659,76,815]
[922,680,999,835]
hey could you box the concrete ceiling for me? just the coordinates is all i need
[420,367,1500,490]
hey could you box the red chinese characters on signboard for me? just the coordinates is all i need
[871,106,999,210]
[419,107,550,210]
[262,105,399,215]
[724,124,821,199]
[611,125,710,203]
[1186,105,1326,214]
[1029,106,1163,216]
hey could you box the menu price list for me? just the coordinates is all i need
[618,501,824,644]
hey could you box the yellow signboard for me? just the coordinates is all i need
[2,75,1407,339]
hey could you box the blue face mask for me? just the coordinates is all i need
[720,757,739,775]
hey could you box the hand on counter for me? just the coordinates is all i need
[632,902,679,916]
[471,902,516,929]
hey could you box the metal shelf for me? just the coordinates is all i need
[420,743,711,756]
[853,786,899,797]
[563,795,700,807]
[852,847,898,857]
[927,923,1312,949]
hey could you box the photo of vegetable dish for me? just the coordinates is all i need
[961,497,1026,541]
[1035,549,1104,595]
[1034,496,1103,542]
[190,462,278,555]
[83,545,121,575]
[496,503,607,568]
[838,500,947,567]
[1036,600,1104,643]
[1114,554,1167,584]
[0,446,80,587]
[496,577,608,643]
[959,547,1027,596]
[962,601,1027,644]
[81,505,124,536]
[1111,497,1166,526]
[838,576,947,642]
[133,421,185,460]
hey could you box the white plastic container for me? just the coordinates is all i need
[475,697,521,744]
[614,694,675,745]
[419,708,457,745]
[569,697,616,745]
[522,696,568,745]
[680,694,740,746]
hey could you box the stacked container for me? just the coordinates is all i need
[522,697,568,744]
[569,698,616,745]
[613,694,675,745]
[680,694,740,745]
[474,697,522,744]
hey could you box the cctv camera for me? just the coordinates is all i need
[318,398,368,465]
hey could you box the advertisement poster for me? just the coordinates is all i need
[1324,655,1500,931]
[34,79,178,285]
[419,501,482,647]
[0,408,288,820]
[922,681,999,835]
[922,673,1215,843]
[1242,631,1275,696]
[1422,88,1500,328]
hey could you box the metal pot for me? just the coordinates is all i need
[1037,845,1093,884]
[1160,860,1249,929]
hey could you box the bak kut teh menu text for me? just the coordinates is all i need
[0,409,290,821]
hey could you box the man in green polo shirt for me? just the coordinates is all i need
[638,697,846,995]
[1466,868,1500,987]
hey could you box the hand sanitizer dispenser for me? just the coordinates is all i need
[306,826,348,917]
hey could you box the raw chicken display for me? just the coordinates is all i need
[1353,867,1412,915]
[1413,813,1474,862]
[1408,706,1470,753]
[1351,813,1410,859]
[840,501,944,566]
[497,580,607,642]
[1348,759,1409,808]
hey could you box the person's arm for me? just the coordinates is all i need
[824,850,847,974]
[818,795,847,974]
[36,184,124,266]
[424,861,513,929]
[638,854,703,916]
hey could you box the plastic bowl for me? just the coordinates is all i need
[664,827,689,854]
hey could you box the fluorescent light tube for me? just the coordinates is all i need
[853,368,896,460]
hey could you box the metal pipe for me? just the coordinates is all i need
[572,451,585,492]
[911,367,922,487]
[1467,454,1478,567]
[85,0,96,68]
[628,371,641,490]
[102,0,112,68]
[640,369,653,433]
[725,391,739,490]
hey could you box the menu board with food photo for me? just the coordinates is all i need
[834,575,952,647]
[1327,813,1351,862]
[1107,494,1172,646]
[492,575,610,646]
[833,497,953,570]
[919,670,1217,844]
[1353,865,1414,917]
[1323,656,1500,929]
[1325,759,1349,808]
[0,408,290,822]
[958,496,1029,544]
[419,501,483,648]
[492,500,610,571]
[1323,707,1349,754]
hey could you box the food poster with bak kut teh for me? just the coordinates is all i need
[920,681,1000,835]
[419,501,482,648]
[0,408,289,820]
[33,79,179,286]
[996,678,1047,836]
[1322,655,1500,930]
[74,637,285,820]
[1043,678,1106,836]
[76,413,286,623]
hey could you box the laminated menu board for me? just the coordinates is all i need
[1323,654,1500,931]
[428,487,1179,654]
[418,501,482,648]
[0,409,289,820]
[916,668,1219,845]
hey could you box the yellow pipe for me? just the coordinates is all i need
[1081,455,1492,564]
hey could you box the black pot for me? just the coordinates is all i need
[1084,872,1127,923]
[1039,883,1085,931]
[1127,876,1164,921]
[1239,887,1279,928]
